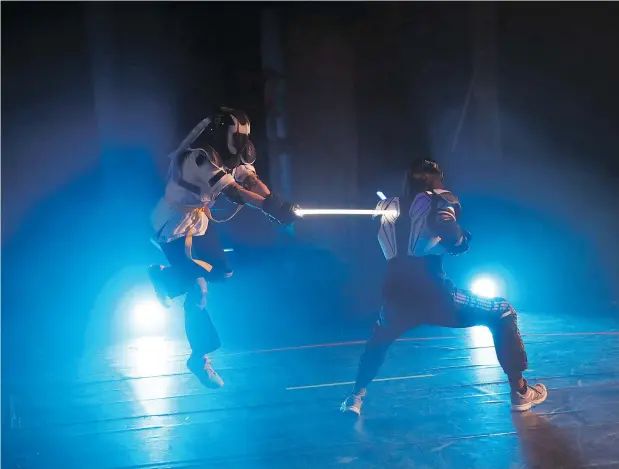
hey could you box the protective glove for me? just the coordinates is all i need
[262,193,300,226]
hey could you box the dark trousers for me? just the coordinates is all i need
[354,259,528,391]
[159,226,232,356]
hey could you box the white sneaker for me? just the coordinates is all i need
[187,354,224,389]
[511,383,548,412]
[340,389,366,416]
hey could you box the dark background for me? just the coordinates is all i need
[2,2,618,379]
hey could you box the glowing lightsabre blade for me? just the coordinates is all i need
[294,208,397,217]
[294,190,395,217]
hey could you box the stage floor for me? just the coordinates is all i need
[5,311,619,469]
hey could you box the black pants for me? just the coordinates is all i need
[354,259,528,391]
[159,226,232,357]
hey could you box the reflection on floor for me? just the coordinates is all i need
[4,312,619,469]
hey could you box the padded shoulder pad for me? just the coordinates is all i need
[432,190,461,219]
[433,189,460,205]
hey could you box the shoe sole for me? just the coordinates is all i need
[340,405,361,417]
[186,362,224,389]
[203,380,225,389]
[191,372,225,389]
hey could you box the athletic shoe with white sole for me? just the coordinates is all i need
[340,389,366,416]
[511,383,548,412]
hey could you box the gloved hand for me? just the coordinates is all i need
[262,193,300,226]
[446,229,472,256]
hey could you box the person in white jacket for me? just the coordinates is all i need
[149,107,298,388]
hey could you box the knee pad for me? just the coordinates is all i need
[207,268,233,283]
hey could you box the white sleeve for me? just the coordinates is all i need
[191,157,235,194]
[233,164,257,184]
[209,171,235,194]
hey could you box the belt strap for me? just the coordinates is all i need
[167,202,244,274]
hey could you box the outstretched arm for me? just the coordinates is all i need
[242,173,271,198]
[221,182,266,208]
[231,164,298,225]
[234,164,271,197]
[222,179,298,226]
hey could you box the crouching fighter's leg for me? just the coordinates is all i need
[148,228,232,388]
[341,306,412,416]
[441,285,547,411]
[341,278,547,416]
[183,277,224,388]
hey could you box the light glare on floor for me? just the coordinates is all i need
[131,298,166,331]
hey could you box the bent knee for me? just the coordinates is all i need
[209,268,234,283]
[494,298,516,319]
[194,277,207,291]
[187,278,208,308]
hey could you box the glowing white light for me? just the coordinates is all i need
[469,326,495,347]
[471,277,498,298]
[122,336,177,422]
[377,191,387,200]
[131,298,167,331]
[294,208,397,217]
